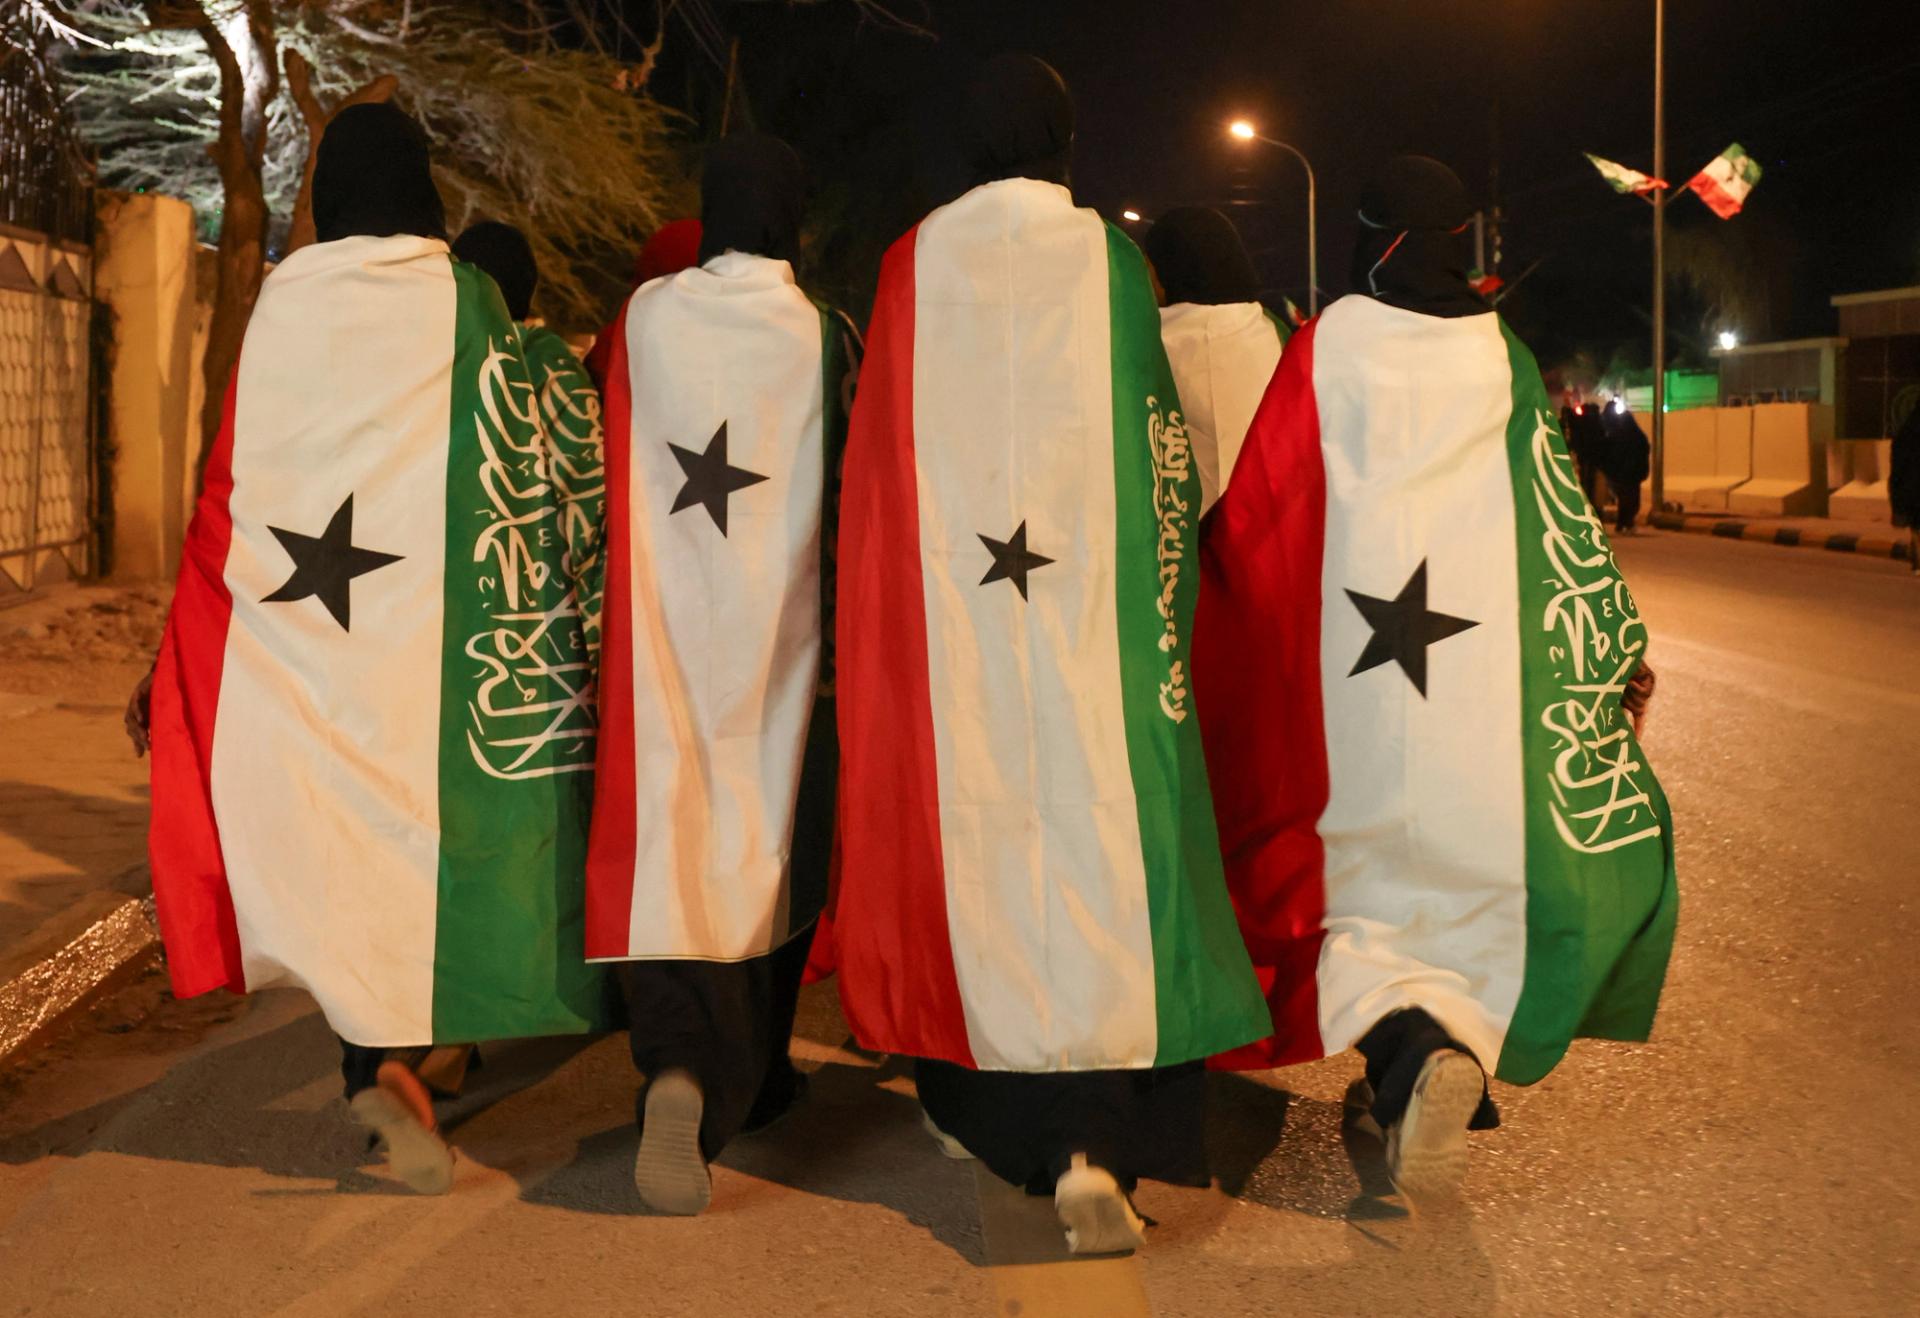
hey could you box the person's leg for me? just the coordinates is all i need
[1616,479,1641,534]
[339,1039,384,1100]
[915,1060,1207,1252]
[618,957,776,1213]
[742,924,815,1133]
[1354,1007,1498,1202]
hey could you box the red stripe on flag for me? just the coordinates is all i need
[584,300,639,958]
[833,230,975,1066]
[147,368,245,997]
[1193,317,1331,1069]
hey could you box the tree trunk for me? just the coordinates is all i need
[146,0,277,491]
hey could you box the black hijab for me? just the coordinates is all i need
[451,221,538,321]
[961,53,1075,188]
[1349,155,1485,319]
[312,103,447,245]
[698,133,807,267]
[1144,206,1261,306]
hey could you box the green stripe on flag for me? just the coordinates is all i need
[1103,224,1267,1065]
[1496,320,1678,1084]
[432,260,607,1041]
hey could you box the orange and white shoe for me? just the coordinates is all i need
[348,1059,454,1195]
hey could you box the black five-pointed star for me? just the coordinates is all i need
[261,494,403,632]
[668,420,768,536]
[1345,559,1479,697]
[978,521,1054,600]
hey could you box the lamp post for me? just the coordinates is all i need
[1650,0,1667,511]
[1228,119,1318,316]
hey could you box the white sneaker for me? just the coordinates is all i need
[920,1109,974,1160]
[1053,1153,1147,1254]
[635,1068,712,1215]
[1384,1049,1483,1205]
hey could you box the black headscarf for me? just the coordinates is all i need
[452,221,538,321]
[312,103,447,245]
[961,53,1075,188]
[1144,206,1261,306]
[698,133,807,267]
[1349,154,1485,319]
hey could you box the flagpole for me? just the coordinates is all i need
[1650,0,1667,511]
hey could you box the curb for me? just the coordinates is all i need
[1648,511,1916,563]
[0,891,160,1068]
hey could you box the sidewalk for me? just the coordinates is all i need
[0,584,165,953]
[1643,509,1916,566]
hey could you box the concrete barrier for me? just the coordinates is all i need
[1829,438,1894,522]
[1657,408,1726,509]
[1730,402,1831,517]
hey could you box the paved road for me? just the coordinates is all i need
[1,534,1915,1316]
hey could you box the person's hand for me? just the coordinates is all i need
[125,664,155,757]
[1622,660,1657,737]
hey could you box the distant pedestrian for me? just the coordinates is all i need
[1890,401,1919,575]
[1144,205,1289,512]
[1601,400,1651,534]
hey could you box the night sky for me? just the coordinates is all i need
[658,1,1920,370]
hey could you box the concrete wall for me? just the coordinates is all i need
[93,191,199,581]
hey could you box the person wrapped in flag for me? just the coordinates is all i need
[139,105,606,1194]
[451,221,606,654]
[582,133,855,1216]
[1143,206,1289,513]
[833,54,1269,1254]
[1193,155,1677,1203]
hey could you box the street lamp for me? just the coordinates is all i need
[1226,118,1318,316]
[1717,329,1739,351]
[1121,209,1142,223]
[1651,0,1668,511]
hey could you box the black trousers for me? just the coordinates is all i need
[339,1040,385,1099]
[914,1058,1211,1196]
[1354,1007,1500,1131]
[1612,474,1642,531]
[617,924,813,1161]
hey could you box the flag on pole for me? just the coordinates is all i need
[1192,294,1678,1085]
[832,178,1269,1072]
[585,252,852,962]
[1583,152,1668,196]
[148,235,606,1047]
[1686,143,1763,219]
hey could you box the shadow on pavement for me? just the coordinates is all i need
[0,779,152,944]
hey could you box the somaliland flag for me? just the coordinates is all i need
[1159,300,1288,513]
[833,178,1269,1073]
[1583,152,1667,196]
[1686,143,1763,219]
[1193,295,1678,1085]
[585,252,851,961]
[148,235,605,1047]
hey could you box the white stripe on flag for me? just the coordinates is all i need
[1310,295,1529,1070]
[211,235,454,1045]
[912,180,1159,1071]
[614,253,825,960]
[1160,301,1282,512]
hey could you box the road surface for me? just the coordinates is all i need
[2,533,1915,1316]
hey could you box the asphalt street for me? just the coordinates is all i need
[1,532,1915,1317]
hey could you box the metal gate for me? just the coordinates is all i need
[0,37,96,600]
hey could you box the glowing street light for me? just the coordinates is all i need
[1121,209,1142,223]
[1717,329,1739,351]
[1226,118,1318,315]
